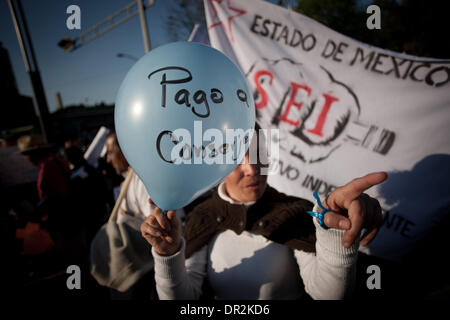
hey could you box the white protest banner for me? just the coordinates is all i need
[204,0,450,261]
[84,126,110,168]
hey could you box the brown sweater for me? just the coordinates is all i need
[183,185,317,259]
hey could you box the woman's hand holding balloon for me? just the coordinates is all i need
[141,204,181,256]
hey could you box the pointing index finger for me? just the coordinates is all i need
[341,172,387,207]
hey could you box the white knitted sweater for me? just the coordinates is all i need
[152,183,359,300]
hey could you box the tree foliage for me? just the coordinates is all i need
[166,0,206,42]
[294,0,449,59]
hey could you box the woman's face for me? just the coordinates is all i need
[223,152,268,203]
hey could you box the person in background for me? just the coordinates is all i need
[91,131,165,299]
[62,138,110,243]
[105,132,129,177]
[18,135,71,202]
[62,137,85,171]
[17,135,72,243]
[104,132,154,221]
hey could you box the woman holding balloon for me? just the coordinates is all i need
[115,42,387,299]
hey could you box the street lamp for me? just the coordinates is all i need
[57,36,76,52]
[57,0,153,54]
[116,53,139,61]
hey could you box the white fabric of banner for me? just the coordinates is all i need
[204,0,450,262]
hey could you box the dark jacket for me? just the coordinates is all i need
[183,185,317,259]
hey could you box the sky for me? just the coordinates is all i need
[0,0,191,113]
[0,0,303,114]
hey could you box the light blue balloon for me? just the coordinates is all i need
[115,42,255,210]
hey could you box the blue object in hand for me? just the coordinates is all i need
[307,190,331,230]
[115,42,255,211]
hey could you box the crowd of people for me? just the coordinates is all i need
[1,126,446,300]
[1,131,125,298]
